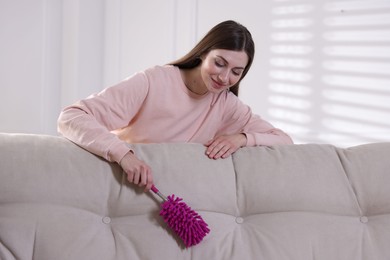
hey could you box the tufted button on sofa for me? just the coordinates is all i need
[1,133,390,260]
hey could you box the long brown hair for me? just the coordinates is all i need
[169,20,255,96]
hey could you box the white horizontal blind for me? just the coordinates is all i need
[268,0,390,146]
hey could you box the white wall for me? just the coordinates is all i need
[0,0,61,133]
[1,0,390,147]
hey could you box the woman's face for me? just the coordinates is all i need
[200,49,248,93]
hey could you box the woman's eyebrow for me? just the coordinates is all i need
[216,55,245,70]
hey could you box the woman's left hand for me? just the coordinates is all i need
[205,134,247,159]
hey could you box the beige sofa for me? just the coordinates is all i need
[1,133,390,260]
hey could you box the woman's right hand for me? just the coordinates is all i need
[119,151,154,192]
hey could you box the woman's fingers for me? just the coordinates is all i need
[121,152,153,192]
[205,134,247,159]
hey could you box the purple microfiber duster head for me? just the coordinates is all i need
[151,185,210,247]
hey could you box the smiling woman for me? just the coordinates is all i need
[169,20,255,97]
[57,20,293,192]
[180,49,248,95]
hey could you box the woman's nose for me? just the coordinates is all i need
[218,70,229,83]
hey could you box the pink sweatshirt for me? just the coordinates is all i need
[58,65,293,164]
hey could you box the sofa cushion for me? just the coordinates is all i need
[0,133,389,260]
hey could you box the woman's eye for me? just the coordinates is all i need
[215,60,224,67]
[232,70,242,76]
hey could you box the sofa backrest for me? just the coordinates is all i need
[1,133,389,260]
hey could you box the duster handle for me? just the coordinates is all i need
[150,185,167,201]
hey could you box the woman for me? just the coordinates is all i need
[58,20,293,192]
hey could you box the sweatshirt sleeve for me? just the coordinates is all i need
[220,94,293,146]
[242,115,294,146]
[57,71,149,163]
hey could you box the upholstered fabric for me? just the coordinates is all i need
[0,133,389,260]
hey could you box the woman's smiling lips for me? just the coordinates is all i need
[211,78,226,89]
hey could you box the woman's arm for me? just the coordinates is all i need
[205,93,293,159]
[57,71,149,164]
[58,71,155,191]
